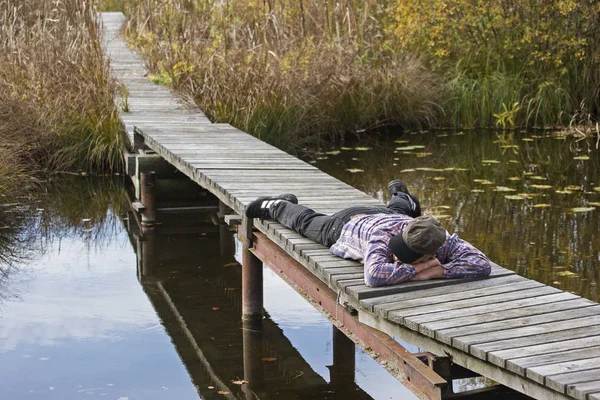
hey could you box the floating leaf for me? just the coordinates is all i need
[553,281,561,285]
[556,190,573,195]
[416,152,433,158]
[325,150,341,155]
[212,307,219,311]
[437,133,449,137]
[505,195,525,200]
[394,139,410,144]
[456,168,469,172]
[573,155,590,160]
[481,160,500,164]
[507,177,521,181]
[518,193,538,199]
[564,185,581,191]
[495,186,516,192]
[454,131,466,135]
[351,157,360,161]
[594,187,600,192]
[530,176,546,180]
[571,207,595,213]
[81,218,91,222]
[354,147,371,151]
[262,357,277,362]
[232,380,249,385]
[556,271,578,277]
[508,160,519,164]
[218,391,230,395]
[553,136,567,140]
[208,386,215,390]
[522,138,535,142]
[530,185,552,189]
[523,172,535,176]
[345,168,364,173]
[433,177,445,181]
[400,168,416,173]
[316,156,328,160]
[474,179,494,185]
[471,189,485,193]
[500,145,519,149]
[533,204,551,208]
[589,202,600,207]
[340,147,353,151]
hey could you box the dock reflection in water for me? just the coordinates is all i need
[126,210,417,399]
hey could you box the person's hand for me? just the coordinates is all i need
[411,257,441,273]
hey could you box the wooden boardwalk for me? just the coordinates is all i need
[102,12,600,400]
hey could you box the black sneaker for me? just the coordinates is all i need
[387,180,410,196]
[245,193,298,219]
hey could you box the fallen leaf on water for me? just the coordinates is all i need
[325,150,341,155]
[530,185,552,189]
[437,133,449,137]
[473,179,494,185]
[505,195,525,200]
[553,281,561,285]
[262,357,277,362]
[522,138,535,142]
[556,271,578,277]
[454,131,466,135]
[471,189,485,193]
[530,176,546,180]
[571,207,595,213]
[508,160,519,164]
[573,155,590,160]
[556,190,573,195]
[81,218,91,222]
[416,152,433,157]
[340,147,353,151]
[212,307,219,311]
[232,380,249,385]
[594,187,600,192]
[589,202,600,207]
[208,386,215,390]
[494,186,516,192]
[533,204,551,208]
[433,177,445,181]
[564,185,581,191]
[345,168,364,173]
[395,146,417,151]
[354,147,371,151]
[218,391,230,395]
[400,169,416,173]
[481,159,500,164]
[394,139,410,144]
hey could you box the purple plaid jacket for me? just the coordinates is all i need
[329,213,492,287]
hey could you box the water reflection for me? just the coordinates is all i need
[0,177,417,399]
[308,131,600,301]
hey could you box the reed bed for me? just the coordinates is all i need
[111,0,441,151]
[0,0,124,196]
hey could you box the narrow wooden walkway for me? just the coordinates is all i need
[102,12,600,400]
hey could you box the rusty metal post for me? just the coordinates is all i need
[330,326,356,387]
[140,171,157,225]
[242,319,265,399]
[240,217,263,322]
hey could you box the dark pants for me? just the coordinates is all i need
[270,193,420,247]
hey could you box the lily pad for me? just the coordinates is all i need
[345,168,364,173]
[573,155,590,160]
[530,184,552,189]
[505,195,526,200]
[571,207,595,213]
[495,186,516,192]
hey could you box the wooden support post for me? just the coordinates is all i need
[242,319,265,399]
[140,171,157,226]
[133,129,145,152]
[140,225,157,279]
[218,201,234,258]
[330,325,356,387]
[240,217,263,322]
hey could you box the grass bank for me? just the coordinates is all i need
[105,0,598,145]
[102,0,441,151]
[0,0,124,196]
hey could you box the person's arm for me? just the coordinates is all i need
[435,234,492,278]
[363,235,435,287]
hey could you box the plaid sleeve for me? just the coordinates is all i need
[364,233,417,287]
[436,234,492,278]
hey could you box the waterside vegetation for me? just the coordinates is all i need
[103,0,598,151]
[0,0,124,196]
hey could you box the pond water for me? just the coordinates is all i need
[307,131,600,302]
[0,177,416,399]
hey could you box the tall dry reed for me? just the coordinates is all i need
[0,0,123,195]
[114,0,441,150]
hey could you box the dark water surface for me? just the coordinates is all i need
[306,131,600,301]
[0,177,415,399]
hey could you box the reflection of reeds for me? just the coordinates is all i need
[0,0,124,198]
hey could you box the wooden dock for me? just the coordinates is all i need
[102,12,600,400]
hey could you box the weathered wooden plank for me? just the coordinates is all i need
[470,323,600,361]
[489,332,600,368]
[454,315,600,354]
[545,369,600,394]
[526,357,600,385]
[567,381,600,400]
[507,345,600,377]
[435,306,600,346]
